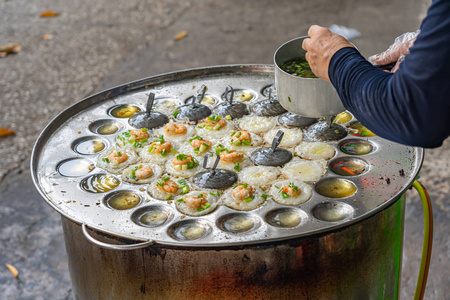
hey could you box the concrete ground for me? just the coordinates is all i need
[1,0,448,299]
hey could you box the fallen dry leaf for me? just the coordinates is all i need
[0,43,22,57]
[43,34,53,40]
[0,127,15,137]
[40,11,59,18]
[174,31,187,41]
[5,264,19,278]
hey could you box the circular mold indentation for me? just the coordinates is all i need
[264,208,308,228]
[222,89,256,103]
[339,139,374,155]
[108,104,141,118]
[261,84,277,98]
[330,157,368,176]
[312,202,354,222]
[217,213,261,233]
[349,121,376,137]
[132,205,173,227]
[57,158,95,177]
[103,190,141,210]
[80,173,120,193]
[168,220,212,241]
[72,136,107,155]
[186,95,218,107]
[88,119,123,135]
[315,178,356,198]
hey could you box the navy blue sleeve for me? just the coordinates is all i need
[328,0,450,148]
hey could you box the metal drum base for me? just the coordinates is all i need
[63,195,405,300]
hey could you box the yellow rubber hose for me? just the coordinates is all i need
[412,180,433,300]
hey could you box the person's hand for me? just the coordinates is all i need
[302,25,355,82]
[369,30,420,72]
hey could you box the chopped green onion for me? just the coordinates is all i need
[165,195,172,200]
[102,158,110,163]
[189,136,202,143]
[198,194,204,198]
[242,140,251,146]
[141,128,148,132]
[116,151,121,157]
[181,186,189,194]
[202,142,210,148]
[170,148,178,153]
[162,177,170,181]
[288,96,292,103]
[178,179,186,185]
[225,115,232,120]
[231,131,236,137]
[157,181,164,187]
[259,187,265,191]
[194,147,199,154]
[237,131,242,137]
[148,145,154,153]
[187,162,194,169]
[281,191,290,199]
[173,110,179,118]
[176,198,184,202]
[213,124,221,130]
[176,154,188,160]
[243,197,254,202]
[233,139,241,146]
[261,194,268,199]
[205,126,213,130]
[140,138,148,143]
[234,162,240,171]
[274,185,280,189]
[198,125,205,129]
[160,149,167,156]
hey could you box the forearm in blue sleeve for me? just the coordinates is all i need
[329,46,449,148]
[328,0,450,148]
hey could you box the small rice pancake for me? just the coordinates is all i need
[97,147,139,174]
[222,185,267,211]
[217,152,252,172]
[122,163,163,185]
[282,158,327,182]
[195,120,236,141]
[140,141,178,164]
[179,136,216,159]
[269,180,312,206]
[153,98,179,115]
[154,123,195,143]
[115,129,152,150]
[224,132,264,155]
[147,175,190,201]
[238,165,281,187]
[175,191,219,217]
[165,154,202,178]
[238,115,277,134]
[264,128,303,147]
[295,142,336,160]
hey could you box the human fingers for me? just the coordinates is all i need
[369,30,420,66]
[307,25,329,38]
[302,37,311,52]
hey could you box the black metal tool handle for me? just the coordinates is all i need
[185,95,196,107]
[225,85,234,104]
[146,93,155,116]
[196,84,207,103]
[271,130,284,152]
[203,152,220,172]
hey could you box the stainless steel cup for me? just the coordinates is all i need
[274,36,345,118]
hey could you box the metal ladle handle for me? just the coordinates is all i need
[271,130,284,152]
[196,84,207,104]
[146,93,155,116]
[203,152,220,172]
[225,85,234,104]
[82,223,154,250]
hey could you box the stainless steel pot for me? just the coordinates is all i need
[64,195,405,299]
[274,37,345,118]
[31,65,423,300]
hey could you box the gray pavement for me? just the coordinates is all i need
[1,0,449,299]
